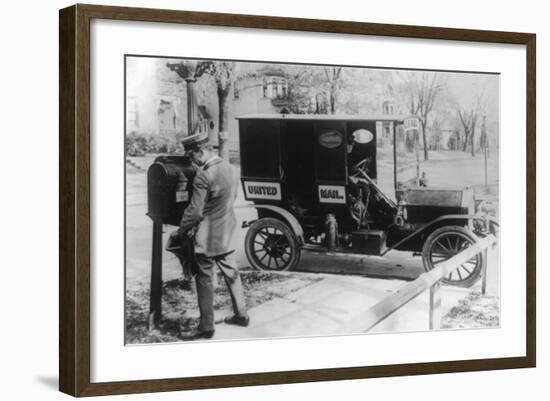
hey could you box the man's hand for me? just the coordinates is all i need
[172,227,196,240]
[169,230,182,242]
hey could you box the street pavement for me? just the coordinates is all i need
[126,154,499,338]
[377,151,499,197]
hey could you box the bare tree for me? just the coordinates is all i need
[432,119,443,151]
[479,113,489,156]
[195,61,235,159]
[323,67,344,114]
[456,96,483,156]
[278,65,343,114]
[282,65,326,114]
[276,65,377,115]
[399,72,444,160]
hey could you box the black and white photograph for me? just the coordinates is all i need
[125,56,500,344]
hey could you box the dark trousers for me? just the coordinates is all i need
[195,253,247,332]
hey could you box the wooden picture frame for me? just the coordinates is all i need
[59,3,536,397]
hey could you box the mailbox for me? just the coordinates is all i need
[146,155,196,328]
[147,155,196,226]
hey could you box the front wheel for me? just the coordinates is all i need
[422,226,486,287]
[245,218,301,271]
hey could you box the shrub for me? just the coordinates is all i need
[125,133,181,156]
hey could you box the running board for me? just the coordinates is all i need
[302,244,389,258]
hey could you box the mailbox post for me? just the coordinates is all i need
[149,217,163,329]
[147,156,196,329]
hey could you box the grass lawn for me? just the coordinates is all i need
[126,270,322,344]
[441,291,500,329]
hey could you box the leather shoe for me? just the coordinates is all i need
[224,314,250,327]
[180,329,215,341]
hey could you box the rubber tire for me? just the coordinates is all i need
[422,225,486,288]
[245,217,301,271]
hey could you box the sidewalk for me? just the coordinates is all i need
[213,272,480,340]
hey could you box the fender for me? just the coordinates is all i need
[381,214,499,256]
[236,204,304,245]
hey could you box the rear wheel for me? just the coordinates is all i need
[422,226,485,287]
[245,218,301,271]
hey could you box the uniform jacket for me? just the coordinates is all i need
[179,156,239,257]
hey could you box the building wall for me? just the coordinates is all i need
[125,60,288,152]
[126,58,187,138]
[125,58,159,135]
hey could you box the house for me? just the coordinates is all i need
[126,58,417,158]
[125,58,216,141]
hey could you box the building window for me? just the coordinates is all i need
[270,78,277,98]
[384,124,391,138]
[127,97,138,131]
[262,79,268,98]
[383,102,395,115]
[405,117,419,129]
[262,76,289,99]
[158,99,177,135]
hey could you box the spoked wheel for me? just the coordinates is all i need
[245,218,301,271]
[422,226,486,287]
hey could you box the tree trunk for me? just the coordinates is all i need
[329,85,336,114]
[217,86,230,159]
[470,125,475,157]
[406,132,414,152]
[462,129,469,152]
[415,132,420,186]
[421,120,429,160]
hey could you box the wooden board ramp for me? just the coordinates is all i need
[341,234,497,333]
